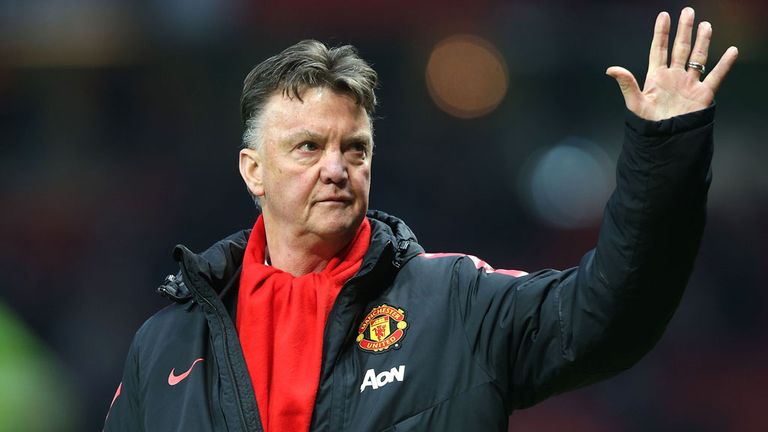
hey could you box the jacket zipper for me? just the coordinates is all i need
[316,240,396,431]
[180,256,254,432]
[201,294,251,432]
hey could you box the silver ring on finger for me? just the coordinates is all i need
[686,61,706,74]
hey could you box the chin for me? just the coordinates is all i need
[312,212,365,239]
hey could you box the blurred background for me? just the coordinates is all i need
[1,0,766,430]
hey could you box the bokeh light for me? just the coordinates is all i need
[425,34,508,119]
[519,137,614,229]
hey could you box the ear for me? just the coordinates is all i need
[239,148,264,198]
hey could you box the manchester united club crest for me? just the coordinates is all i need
[356,304,408,353]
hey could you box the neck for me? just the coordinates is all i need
[261,217,358,277]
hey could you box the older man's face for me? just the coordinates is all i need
[249,87,373,242]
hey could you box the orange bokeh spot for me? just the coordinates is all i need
[426,34,508,119]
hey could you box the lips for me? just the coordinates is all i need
[315,196,353,204]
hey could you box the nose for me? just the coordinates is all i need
[319,148,348,186]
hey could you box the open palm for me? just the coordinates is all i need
[607,8,738,121]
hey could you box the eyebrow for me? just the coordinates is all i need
[342,132,373,146]
[283,129,373,146]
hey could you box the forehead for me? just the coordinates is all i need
[260,87,371,139]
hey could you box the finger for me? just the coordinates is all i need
[606,66,642,111]
[687,21,712,79]
[703,46,739,93]
[648,11,671,74]
[670,7,695,68]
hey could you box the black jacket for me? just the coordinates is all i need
[104,107,715,431]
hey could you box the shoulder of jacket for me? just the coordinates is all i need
[401,253,479,279]
[132,301,203,348]
[412,252,484,269]
[411,252,530,279]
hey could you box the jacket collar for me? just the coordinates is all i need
[157,209,423,302]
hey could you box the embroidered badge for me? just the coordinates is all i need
[356,304,408,353]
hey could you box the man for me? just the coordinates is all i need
[104,7,737,431]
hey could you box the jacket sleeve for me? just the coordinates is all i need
[456,106,715,410]
[103,322,147,431]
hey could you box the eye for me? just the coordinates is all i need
[297,141,319,152]
[349,141,369,156]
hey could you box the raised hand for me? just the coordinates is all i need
[606,7,738,121]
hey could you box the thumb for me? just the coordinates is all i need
[606,66,641,111]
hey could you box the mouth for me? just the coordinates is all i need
[315,197,353,205]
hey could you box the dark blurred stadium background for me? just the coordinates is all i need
[1,0,766,430]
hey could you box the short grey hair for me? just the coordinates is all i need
[240,39,378,150]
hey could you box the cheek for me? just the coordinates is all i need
[264,166,315,204]
[362,167,372,193]
[355,164,372,186]
[282,172,317,197]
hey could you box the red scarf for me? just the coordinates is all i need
[236,216,371,432]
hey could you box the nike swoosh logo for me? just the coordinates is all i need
[168,358,204,386]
